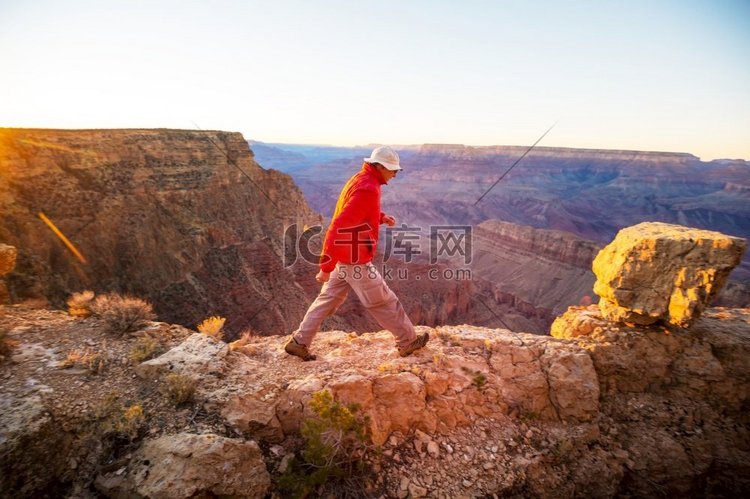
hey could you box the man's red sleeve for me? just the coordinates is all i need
[320,188,378,273]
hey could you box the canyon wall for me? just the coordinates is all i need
[258,143,750,280]
[0,128,321,334]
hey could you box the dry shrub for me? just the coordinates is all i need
[164,373,197,406]
[0,327,18,360]
[128,334,162,363]
[197,316,225,341]
[95,394,145,441]
[67,290,95,317]
[118,404,145,439]
[228,329,255,352]
[90,293,156,336]
[61,348,107,374]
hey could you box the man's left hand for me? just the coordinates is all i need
[382,215,396,227]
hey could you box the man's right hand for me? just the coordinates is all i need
[316,270,331,283]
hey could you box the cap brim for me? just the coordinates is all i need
[364,157,401,171]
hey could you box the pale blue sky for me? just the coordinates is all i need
[1,0,749,159]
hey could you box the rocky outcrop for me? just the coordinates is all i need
[210,326,602,448]
[1,303,749,497]
[552,306,750,402]
[0,128,321,335]
[95,433,270,498]
[0,244,16,303]
[135,332,228,379]
[0,392,71,496]
[550,305,750,495]
[593,222,746,326]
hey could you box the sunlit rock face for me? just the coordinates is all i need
[592,222,746,327]
[0,128,320,334]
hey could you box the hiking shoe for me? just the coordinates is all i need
[398,332,429,357]
[285,337,317,361]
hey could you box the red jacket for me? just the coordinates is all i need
[320,163,387,272]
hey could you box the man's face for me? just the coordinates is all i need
[379,165,398,184]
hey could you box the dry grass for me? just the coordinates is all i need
[197,316,226,341]
[67,290,96,318]
[228,329,255,352]
[90,293,156,336]
[128,334,162,363]
[118,404,145,439]
[163,373,197,406]
[96,394,145,441]
[61,348,107,374]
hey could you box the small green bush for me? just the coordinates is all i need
[278,390,370,498]
[90,293,156,336]
[472,372,487,390]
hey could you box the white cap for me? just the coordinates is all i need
[364,145,402,171]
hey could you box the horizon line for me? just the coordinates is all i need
[2,126,747,162]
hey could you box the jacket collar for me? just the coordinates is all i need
[363,162,387,185]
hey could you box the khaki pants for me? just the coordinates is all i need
[293,263,417,348]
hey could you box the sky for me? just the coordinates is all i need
[1,0,749,160]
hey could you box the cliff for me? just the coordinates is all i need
[0,128,321,334]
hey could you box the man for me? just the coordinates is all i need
[285,145,429,361]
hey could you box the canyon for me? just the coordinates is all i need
[255,141,750,314]
[1,131,748,497]
[0,129,550,336]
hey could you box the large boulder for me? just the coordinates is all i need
[136,333,228,378]
[0,393,70,496]
[96,433,270,498]
[593,222,746,327]
[221,394,285,443]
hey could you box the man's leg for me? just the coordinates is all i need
[292,266,351,347]
[346,263,418,348]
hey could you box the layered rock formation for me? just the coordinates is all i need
[0,128,320,334]
[593,222,747,326]
[471,220,600,315]
[258,142,750,280]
